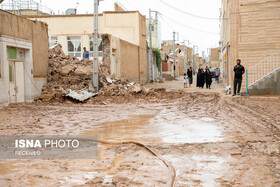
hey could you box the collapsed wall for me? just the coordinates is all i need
[36,44,160,102]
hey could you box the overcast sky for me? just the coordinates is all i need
[25,0,221,55]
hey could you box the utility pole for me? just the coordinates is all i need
[148,9,160,82]
[183,40,186,73]
[155,11,162,79]
[193,45,195,71]
[187,40,190,69]
[173,32,176,77]
[93,0,102,93]
[202,51,205,68]
[148,8,153,82]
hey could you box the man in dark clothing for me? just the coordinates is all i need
[196,68,205,88]
[205,68,212,89]
[196,69,201,88]
[187,67,193,88]
[233,59,245,96]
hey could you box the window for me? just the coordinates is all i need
[8,47,17,59]
[67,36,81,57]
[89,36,103,57]
[49,37,58,47]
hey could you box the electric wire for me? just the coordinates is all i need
[160,13,219,35]
[158,0,220,21]
[159,14,218,49]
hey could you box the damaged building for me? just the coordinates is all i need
[26,4,148,84]
[0,9,49,107]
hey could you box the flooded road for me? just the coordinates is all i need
[0,90,279,186]
[82,113,223,144]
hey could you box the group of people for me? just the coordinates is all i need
[184,67,220,89]
[196,68,214,89]
[183,59,245,96]
[184,67,194,88]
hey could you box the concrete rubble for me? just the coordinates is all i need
[36,44,164,102]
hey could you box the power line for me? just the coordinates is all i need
[158,0,220,21]
[160,13,220,35]
[159,15,200,48]
[159,15,216,49]
[122,0,138,10]
[133,0,147,12]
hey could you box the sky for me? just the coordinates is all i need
[15,0,222,55]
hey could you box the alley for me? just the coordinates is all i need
[0,79,279,186]
[1,0,280,186]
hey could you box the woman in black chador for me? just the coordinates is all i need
[205,68,212,89]
[196,68,205,88]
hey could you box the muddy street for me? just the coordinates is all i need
[0,81,280,186]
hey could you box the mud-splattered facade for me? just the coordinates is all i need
[0,10,48,108]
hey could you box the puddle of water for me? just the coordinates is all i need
[201,117,215,122]
[81,115,161,143]
[83,172,98,179]
[62,177,85,185]
[158,119,223,143]
[166,154,226,186]
[82,109,223,144]
[191,155,226,186]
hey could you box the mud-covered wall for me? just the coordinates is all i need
[139,46,148,83]
[102,35,111,69]
[120,39,147,83]
[0,10,48,78]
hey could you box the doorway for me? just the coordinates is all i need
[8,61,25,104]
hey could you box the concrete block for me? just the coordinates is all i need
[248,69,280,95]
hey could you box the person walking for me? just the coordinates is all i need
[187,67,193,88]
[233,59,245,96]
[196,69,201,88]
[205,68,212,89]
[196,68,205,88]
[215,68,220,84]
[184,73,188,88]
[200,69,205,88]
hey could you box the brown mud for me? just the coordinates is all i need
[0,86,279,186]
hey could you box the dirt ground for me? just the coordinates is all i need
[0,77,280,186]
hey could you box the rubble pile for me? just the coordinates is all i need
[37,44,164,102]
[162,74,177,81]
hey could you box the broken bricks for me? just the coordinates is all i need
[37,44,165,102]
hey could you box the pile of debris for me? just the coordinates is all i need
[162,74,177,81]
[36,44,163,102]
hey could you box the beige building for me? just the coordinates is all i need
[0,10,49,107]
[161,41,193,76]
[220,0,280,90]
[194,54,204,71]
[27,8,148,83]
[210,48,220,68]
